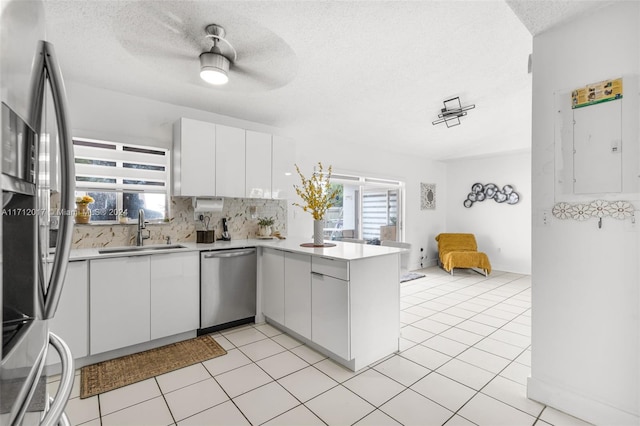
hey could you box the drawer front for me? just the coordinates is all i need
[311,256,349,281]
[311,273,349,360]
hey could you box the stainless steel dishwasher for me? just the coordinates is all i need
[199,248,257,334]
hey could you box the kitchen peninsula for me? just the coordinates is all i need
[258,238,402,371]
[56,239,403,372]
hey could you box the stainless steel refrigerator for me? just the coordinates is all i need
[1,0,76,425]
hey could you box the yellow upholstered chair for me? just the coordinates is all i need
[435,233,491,276]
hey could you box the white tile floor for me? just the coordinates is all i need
[49,267,595,426]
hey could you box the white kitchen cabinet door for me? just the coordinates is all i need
[47,261,88,365]
[215,124,246,197]
[245,130,272,198]
[284,252,311,339]
[90,256,151,355]
[150,252,199,340]
[311,273,349,360]
[271,135,295,200]
[173,118,216,196]
[261,248,285,324]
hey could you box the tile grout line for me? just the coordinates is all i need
[96,268,537,426]
[396,270,539,422]
[198,359,254,425]
[216,324,338,426]
[154,376,178,425]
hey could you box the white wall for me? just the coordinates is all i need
[286,139,447,271]
[66,82,283,149]
[530,3,640,424]
[65,82,448,270]
[445,151,531,274]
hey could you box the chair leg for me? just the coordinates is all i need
[484,269,488,277]
[450,269,453,276]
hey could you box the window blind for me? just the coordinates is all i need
[362,190,398,240]
[73,138,169,193]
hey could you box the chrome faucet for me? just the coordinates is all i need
[136,209,150,246]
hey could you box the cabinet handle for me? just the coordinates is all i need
[203,249,255,259]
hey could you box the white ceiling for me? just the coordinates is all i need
[42,1,606,161]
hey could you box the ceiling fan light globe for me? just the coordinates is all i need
[200,68,228,85]
[199,52,230,85]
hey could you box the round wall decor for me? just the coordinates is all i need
[464,183,520,208]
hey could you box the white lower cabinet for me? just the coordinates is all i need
[90,252,201,355]
[150,252,199,340]
[262,249,312,339]
[261,248,400,370]
[284,252,311,339]
[90,256,151,355]
[311,273,350,359]
[261,248,285,324]
[47,260,89,365]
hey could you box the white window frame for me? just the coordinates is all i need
[330,172,405,242]
[73,137,171,222]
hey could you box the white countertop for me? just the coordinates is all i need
[63,237,405,262]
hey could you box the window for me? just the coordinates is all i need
[325,173,404,243]
[362,189,398,240]
[73,138,170,223]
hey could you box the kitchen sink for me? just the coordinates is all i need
[98,244,187,254]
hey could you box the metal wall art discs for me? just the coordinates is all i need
[421,183,436,210]
[464,183,520,208]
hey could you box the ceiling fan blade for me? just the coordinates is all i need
[114,2,208,58]
[121,38,194,60]
[231,64,292,91]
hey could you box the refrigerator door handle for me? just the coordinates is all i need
[41,41,76,320]
[47,398,71,426]
[40,333,74,426]
[9,343,48,425]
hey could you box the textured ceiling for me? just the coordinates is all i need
[506,0,614,36]
[40,1,603,161]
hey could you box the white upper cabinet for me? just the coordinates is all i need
[173,117,296,198]
[245,130,272,198]
[215,124,246,197]
[173,118,216,196]
[272,135,296,200]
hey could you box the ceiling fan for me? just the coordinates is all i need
[112,2,297,92]
[199,24,237,85]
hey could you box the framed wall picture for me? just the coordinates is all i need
[421,183,436,210]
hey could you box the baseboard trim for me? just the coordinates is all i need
[527,376,639,425]
[46,330,198,374]
[412,259,437,270]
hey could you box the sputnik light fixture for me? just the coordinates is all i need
[199,24,237,85]
[432,96,475,127]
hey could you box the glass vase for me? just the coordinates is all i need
[75,203,91,224]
